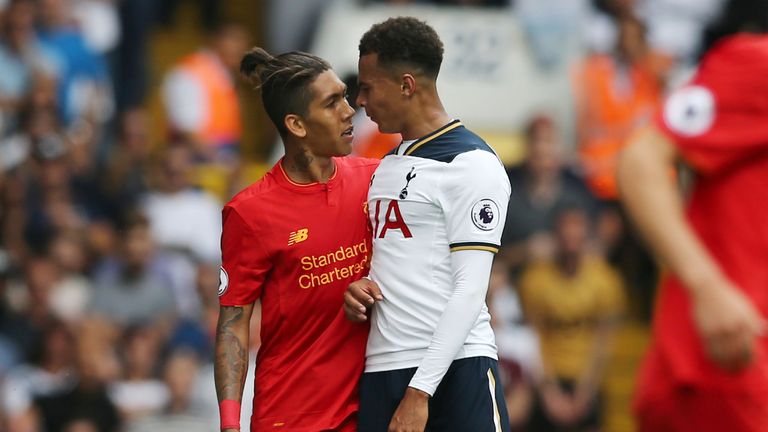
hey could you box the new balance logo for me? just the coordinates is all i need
[288,228,309,245]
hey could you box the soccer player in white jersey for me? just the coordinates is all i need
[343,17,512,432]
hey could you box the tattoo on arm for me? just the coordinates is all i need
[215,306,248,402]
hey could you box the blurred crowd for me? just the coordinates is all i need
[0,0,722,431]
[0,0,252,431]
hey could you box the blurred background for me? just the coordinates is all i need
[0,0,726,431]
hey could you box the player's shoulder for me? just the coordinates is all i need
[335,155,380,172]
[706,34,768,62]
[335,156,379,186]
[698,34,768,80]
[403,120,498,164]
[224,168,280,212]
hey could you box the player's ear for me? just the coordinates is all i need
[401,74,416,97]
[284,114,307,139]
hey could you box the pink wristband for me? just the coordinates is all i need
[219,399,241,430]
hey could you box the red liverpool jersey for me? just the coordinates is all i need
[643,34,768,391]
[219,156,379,431]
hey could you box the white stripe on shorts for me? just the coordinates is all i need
[487,368,502,432]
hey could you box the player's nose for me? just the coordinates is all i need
[342,98,355,121]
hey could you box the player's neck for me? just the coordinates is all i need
[281,150,335,184]
[400,99,452,141]
[401,111,452,141]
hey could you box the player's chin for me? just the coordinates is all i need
[375,121,395,135]
[336,134,354,155]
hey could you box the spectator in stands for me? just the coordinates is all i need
[573,13,670,201]
[486,259,539,430]
[1,320,76,432]
[36,0,112,128]
[47,230,92,323]
[0,250,36,370]
[501,115,597,273]
[21,107,90,250]
[0,0,56,134]
[161,24,249,163]
[125,348,218,432]
[109,326,169,422]
[99,109,152,224]
[519,204,624,431]
[18,255,60,334]
[34,334,122,432]
[141,144,222,264]
[88,212,177,329]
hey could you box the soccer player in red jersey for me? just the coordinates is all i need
[618,1,768,430]
[213,47,378,432]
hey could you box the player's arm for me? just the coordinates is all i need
[390,151,511,430]
[215,303,254,432]
[216,206,269,431]
[390,250,495,431]
[618,126,766,371]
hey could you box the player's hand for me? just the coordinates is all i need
[222,429,239,432]
[692,280,767,372]
[343,278,383,322]
[388,387,429,432]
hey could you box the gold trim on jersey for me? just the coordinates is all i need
[278,159,338,187]
[404,121,463,156]
[450,245,500,253]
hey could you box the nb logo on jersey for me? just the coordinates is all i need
[288,228,309,245]
[399,167,417,199]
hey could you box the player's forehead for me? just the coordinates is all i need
[309,70,346,101]
[358,53,396,83]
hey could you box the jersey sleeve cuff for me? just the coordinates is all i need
[407,379,437,397]
[449,242,500,254]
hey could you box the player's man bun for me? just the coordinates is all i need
[239,47,331,137]
[240,47,275,87]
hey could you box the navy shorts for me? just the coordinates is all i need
[358,356,510,432]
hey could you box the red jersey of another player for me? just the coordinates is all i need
[639,34,768,394]
[219,156,378,431]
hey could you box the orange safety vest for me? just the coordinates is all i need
[574,54,663,199]
[177,51,242,148]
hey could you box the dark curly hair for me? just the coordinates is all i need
[240,47,331,137]
[359,17,444,79]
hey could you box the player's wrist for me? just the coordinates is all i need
[405,386,431,400]
[219,399,241,430]
[685,268,732,301]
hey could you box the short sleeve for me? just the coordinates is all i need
[438,150,511,254]
[218,206,271,306]
[657,36,768,174]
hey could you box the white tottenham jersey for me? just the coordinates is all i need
[366,120,512,373]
